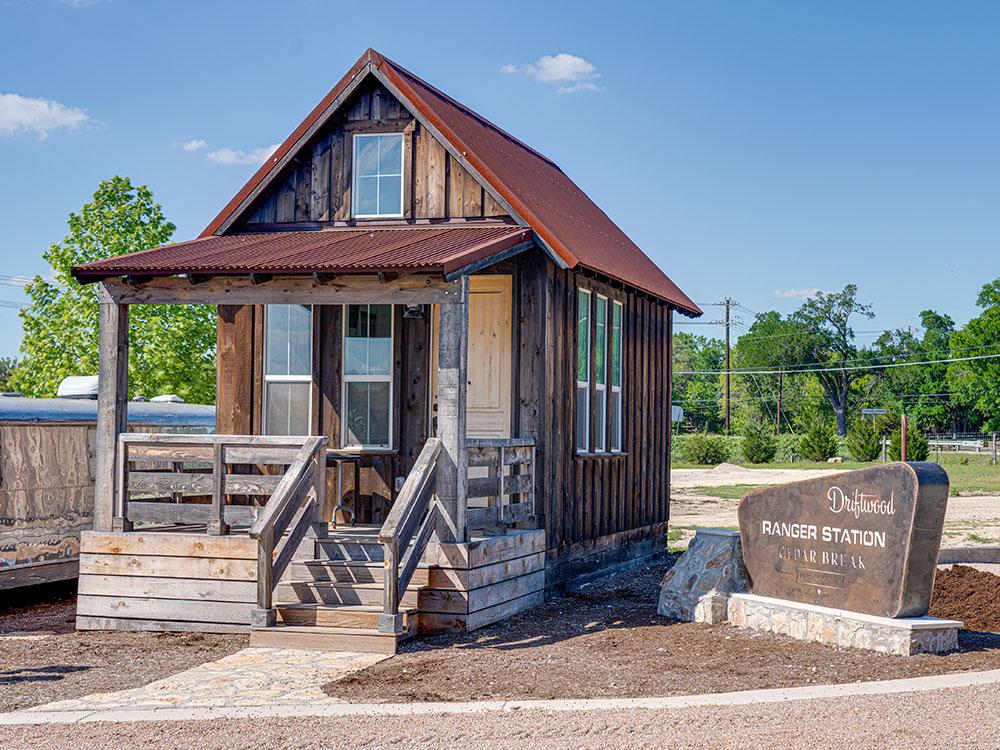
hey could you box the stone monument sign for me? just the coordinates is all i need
[737,462,949,618]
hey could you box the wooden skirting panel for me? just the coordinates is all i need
[76,530,258,634]
[544,521,669,592]
[419,529,546,633]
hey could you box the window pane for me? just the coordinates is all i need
[344,305,392,376]
[378,134,402,174]
[377,175,402,215]
[369,304,392,338]
[355,175,378,215]
[576,291,590,382]
[345,381,369,446]
[610,391,622,451]
[611,303,622,387]
[594,299,607,386]
[355,136,379,176]
[594,389,607,452]
[575,384,589,452]
[265,304,289,375]
[345,381,391,447]
[265,381,310,436]
[368,381,391,446]
[287,305,312,376]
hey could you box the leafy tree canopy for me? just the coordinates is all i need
[948,278,1000,431]
[9,177,216,403]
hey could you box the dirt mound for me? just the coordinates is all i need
[930,565,1000,632]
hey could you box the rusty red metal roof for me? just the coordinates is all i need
[200,49,701,316]
[72,224,532,280]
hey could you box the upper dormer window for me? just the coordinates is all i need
[352,133,404,218]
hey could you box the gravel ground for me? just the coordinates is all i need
[0,582,247,713]
[325,557,1000,703]
[3,683,999,749]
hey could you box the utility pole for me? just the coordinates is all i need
[776,369,783,435]
[901,412,908,463]
[720,298,738,435]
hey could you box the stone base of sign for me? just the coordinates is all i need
[727,593,963,656]
[659,529,749,625]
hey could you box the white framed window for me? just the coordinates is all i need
[593,294,608,453]
[575,289,591,453]
[610,300,624,452]
[352,133,404,218]
[263,304,313,436]
[343,304,394,448]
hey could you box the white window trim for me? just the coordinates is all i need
[593,294,608,453]
[610,300,624,453]
[262,305,313,436]
[576,289,591,454]
[351,133,405,219]
[341,304,395,450]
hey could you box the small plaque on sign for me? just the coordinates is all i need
[737,462,949,618]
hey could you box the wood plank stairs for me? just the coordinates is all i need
[250,525,425,654]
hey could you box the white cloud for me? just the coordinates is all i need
[774,287,824,300]
[502,53,602,94]
[171,138,207,152]
[205,143,280,166]
[557,81,603,95]
[525,53,599,83]
[0,93,95,140]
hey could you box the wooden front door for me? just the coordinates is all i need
[466,275,513,438]
[431,275,513,439]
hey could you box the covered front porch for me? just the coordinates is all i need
[74,249,544,649]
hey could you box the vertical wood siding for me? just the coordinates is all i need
[515,255,672,585]
[234,80,508,229]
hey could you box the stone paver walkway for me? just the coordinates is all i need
[29,647,387,712]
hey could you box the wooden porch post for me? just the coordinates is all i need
[95,297,129,532]
[435,276,469,542]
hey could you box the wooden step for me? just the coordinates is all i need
[275,580,420,607]
[250,624,403,654]
[315,535,383,562]
[288,559,430,586]
[276,603,416,630]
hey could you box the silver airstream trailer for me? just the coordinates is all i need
[0,388,214,589]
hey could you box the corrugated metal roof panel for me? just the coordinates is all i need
[196,49,701,315]
[72,224,532,279]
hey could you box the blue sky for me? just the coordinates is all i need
[1,0,998,357]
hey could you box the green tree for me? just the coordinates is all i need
[948,279,1000,431]
[799,418,839,461]
[741,419,777,464]
[0,356,17,392]
[672,332,725,432]
[845,420,881,462]
[9,177,216,403]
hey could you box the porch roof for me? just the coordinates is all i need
[71,223,531,282]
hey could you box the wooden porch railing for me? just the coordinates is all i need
[247,436,327,627]
[465,437,536,530]
[115,433,324,533]
[377,437,442,634]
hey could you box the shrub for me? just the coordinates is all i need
[889,423,930,462]
[741,420,777,464]
[846,421,882,462]
[799,419,839,462]
[681,431,730,465]
[775,433,801,462]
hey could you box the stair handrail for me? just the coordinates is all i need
[377,437,442,633]
[249,435,327,627]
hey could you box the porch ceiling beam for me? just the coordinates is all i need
[96,273,464,306]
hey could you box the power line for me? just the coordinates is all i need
[676,352,1000,376]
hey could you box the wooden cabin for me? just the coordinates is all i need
[70,49,701,652]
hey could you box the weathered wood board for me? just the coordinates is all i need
[76,529,259,633]
[738,462,950,618]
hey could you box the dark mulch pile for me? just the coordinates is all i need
[0,581,247,713]
[931,565,1000,632]
[326,556,1000,703]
